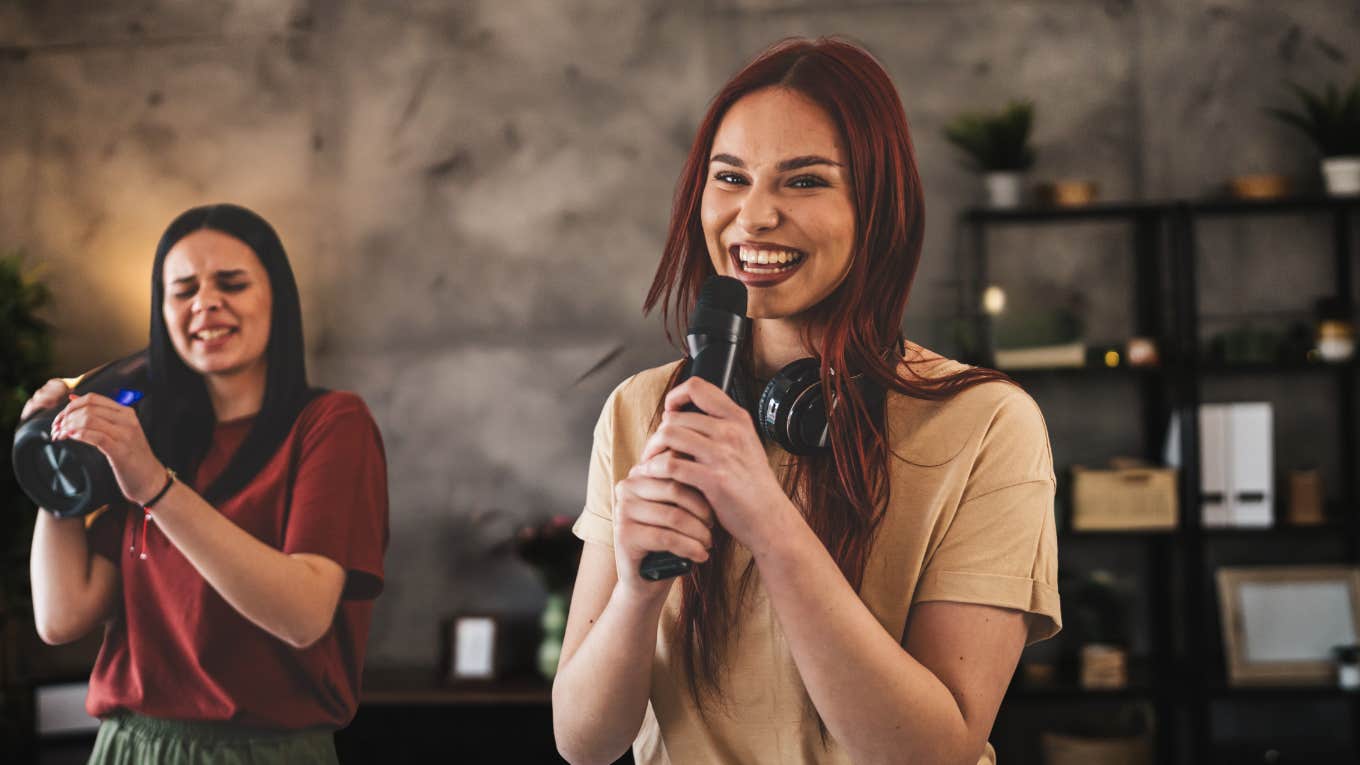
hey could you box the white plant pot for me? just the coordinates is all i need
[984,172,1024,208]
[1321,156,1360,196]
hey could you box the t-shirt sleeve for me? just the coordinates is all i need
[86,503,129,565]
[573,381,627,549]
[913,388,1061,644]
[282,393,389,601]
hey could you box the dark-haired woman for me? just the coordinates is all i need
[23,204,388,764]
[554,38,1059,765]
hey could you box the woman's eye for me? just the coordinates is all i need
[173,287,197,300]
[789,175,828,189]
[219,282,248,293]
[714,171,748,186]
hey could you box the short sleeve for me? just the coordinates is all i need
[86,503,130,565]
[573,382,624,549]
[282,393,389,601]
[914,390,1061,644]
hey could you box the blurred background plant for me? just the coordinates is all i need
[1266,74,1360,158]
[0,249,52,614]
[513,514,581,595]
[943,100,1038,172]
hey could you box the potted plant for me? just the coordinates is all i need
[513,515,582,679]
[943,100,1037,208]
[0,249,52,730]
[1267,74,1360,196]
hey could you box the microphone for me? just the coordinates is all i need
[639,276,748,581]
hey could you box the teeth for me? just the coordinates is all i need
[196,327,233,341]
[737,246,804,266]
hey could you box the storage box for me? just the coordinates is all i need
[1071,467,1179,531]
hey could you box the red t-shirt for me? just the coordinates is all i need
[84,391,388,729]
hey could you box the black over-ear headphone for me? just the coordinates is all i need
[685,341,900,457]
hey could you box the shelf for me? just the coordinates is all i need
[361,667,551,707]
[1060,529,1175,541]
[1005,682,1159,701]
[1208,685,1360,701]
[1196,360,1357,376]
[1201,519,1357,539]
[1186,195,1360,217]
[999,365,1165,379]
[962,185,1360,764]
[964,195,1360,224]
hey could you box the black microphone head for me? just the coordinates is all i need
[695,275,747,317]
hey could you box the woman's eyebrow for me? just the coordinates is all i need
[708,153,843,172]
[776,155,842,172]
[170,269,247,285]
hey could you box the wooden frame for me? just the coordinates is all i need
[1216,565,1360,686]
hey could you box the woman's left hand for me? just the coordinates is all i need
[54,394,166,506]
[636,377,800,554]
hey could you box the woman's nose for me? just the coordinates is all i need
[736,184,780,233]
[192,286,224,313]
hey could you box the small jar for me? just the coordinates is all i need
[1317,319,1355,362]
[1335,644,1360,691]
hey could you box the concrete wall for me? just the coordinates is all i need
[2,0,1356,669]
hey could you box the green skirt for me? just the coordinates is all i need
[88,713,339,765]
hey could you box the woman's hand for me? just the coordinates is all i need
[53,393,166,505]
[20,379,72,421]
[636,377,800,555]
[611,462,715,602]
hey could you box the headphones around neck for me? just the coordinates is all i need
[741,357,848,456]
[685,341,901,456]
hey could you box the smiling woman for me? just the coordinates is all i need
[553,38,1061,765]
[21,204,389,765]
[702,91,856,316]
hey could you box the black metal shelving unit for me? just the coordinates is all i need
[962,195,1360,764]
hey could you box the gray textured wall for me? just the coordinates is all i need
[3,0,1356,667]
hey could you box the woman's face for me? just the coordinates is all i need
[161,229,273,380]
[701,87,856,320]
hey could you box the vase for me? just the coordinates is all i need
[1322,156,1360,196]
[983,171,1024,208]
[537,591,568,680]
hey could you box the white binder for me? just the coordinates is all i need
[1198,405,1230,527]
[1226,402,1273,527]
[1195,402,1274,528]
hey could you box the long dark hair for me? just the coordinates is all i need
[146,203,318,504]
[645,37,1013,708]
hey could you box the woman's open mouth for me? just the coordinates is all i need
[191,326,238,349]
[728,244,806,287]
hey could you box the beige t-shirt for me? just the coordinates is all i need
[572,343,1061,764]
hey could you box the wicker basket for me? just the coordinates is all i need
[1041,733,1152,765]
[1071,467,1178,531]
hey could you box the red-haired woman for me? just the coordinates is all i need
[553,38,1060,765]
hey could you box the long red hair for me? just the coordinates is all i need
[644,37,1012,709]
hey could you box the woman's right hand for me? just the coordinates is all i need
[21,379,71,422]
[611,466,715,601]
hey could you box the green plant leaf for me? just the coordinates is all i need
[943,99,1037,171]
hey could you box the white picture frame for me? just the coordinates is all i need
[445,614,500,683]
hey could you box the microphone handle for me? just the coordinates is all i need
[639,346,737,581]
[638,400,708,581]
[639,550,692,581]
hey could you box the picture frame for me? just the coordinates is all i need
[441,614,502,684]
[1216,565,1360,686]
